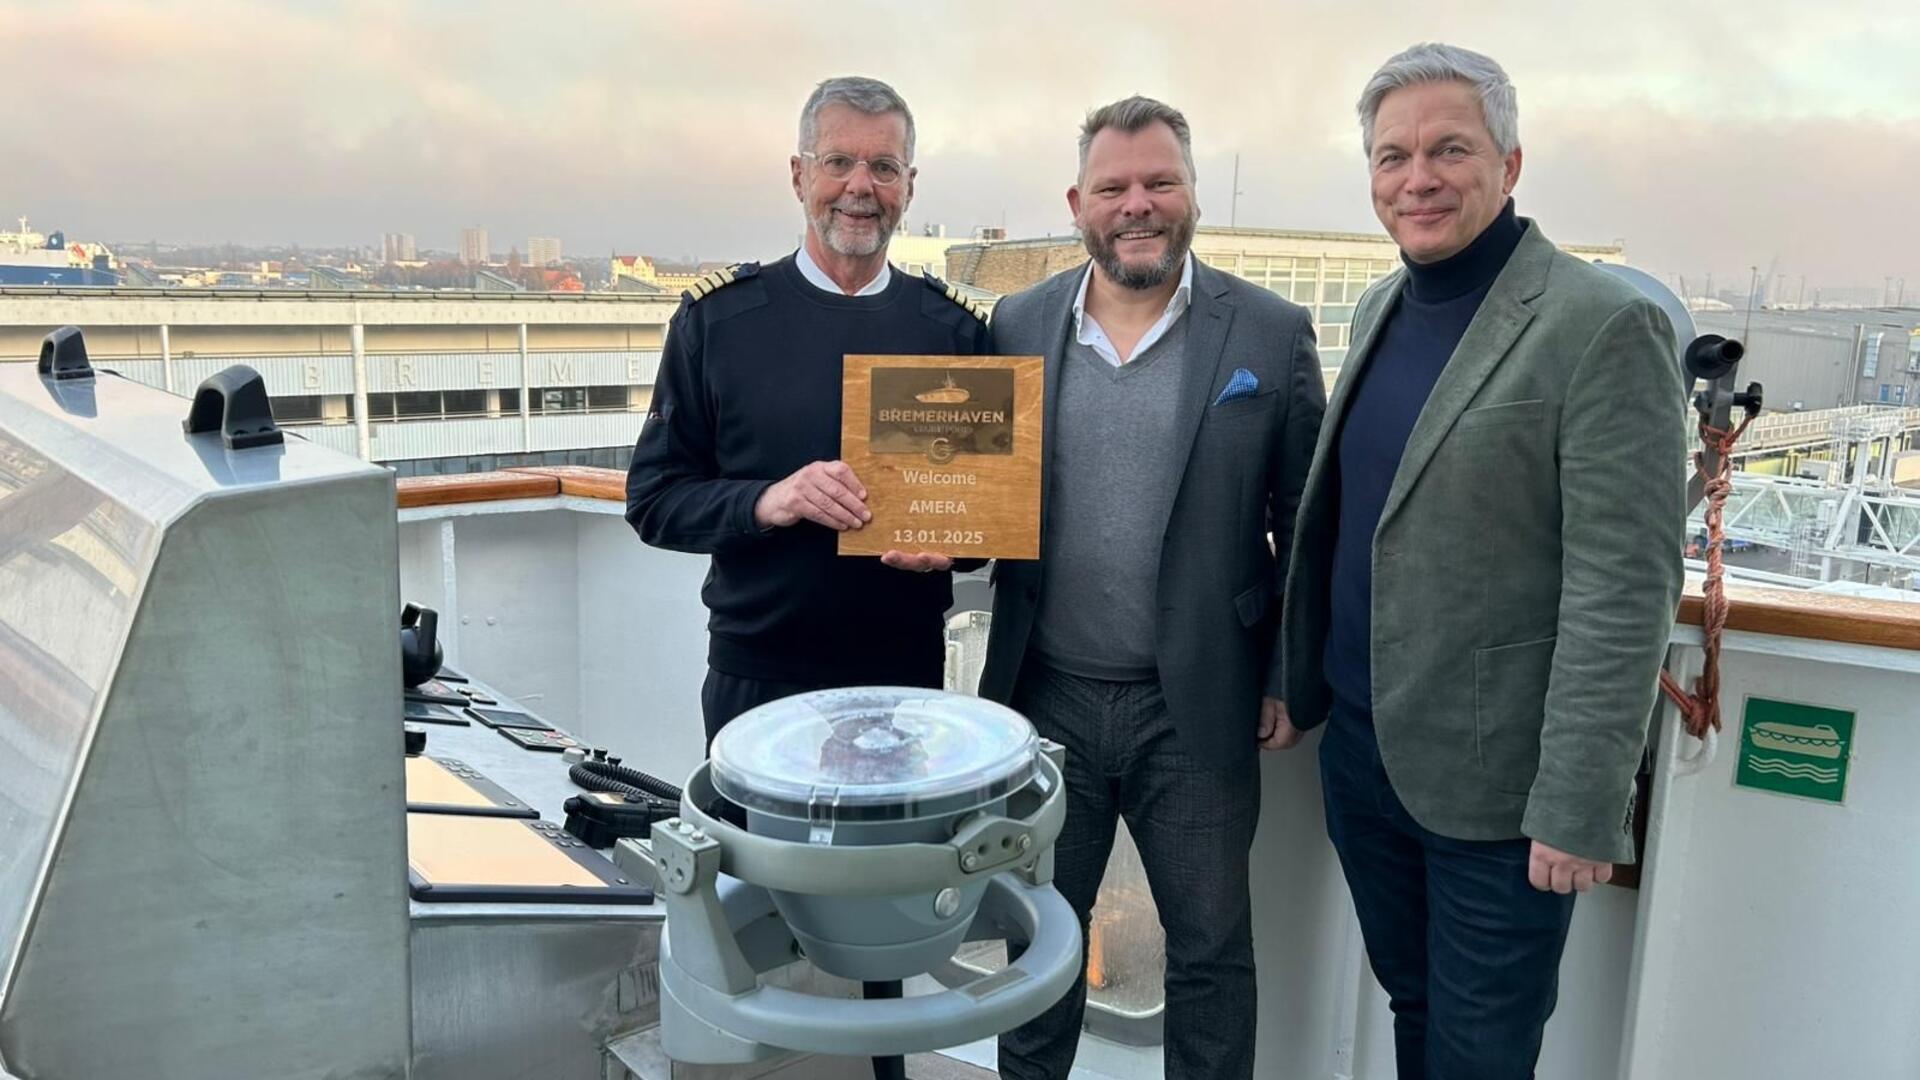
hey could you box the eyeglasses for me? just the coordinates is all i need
[800,151,908,186]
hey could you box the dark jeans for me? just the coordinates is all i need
[1319,707,1576,1080]
[998,663,1260,1080]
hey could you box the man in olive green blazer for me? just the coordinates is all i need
[1274,44,1685,1078]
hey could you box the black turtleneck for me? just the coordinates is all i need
[1324,199,1526,721]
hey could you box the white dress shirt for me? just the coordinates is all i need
[794,244,892,296]
[1072,253,1195,366]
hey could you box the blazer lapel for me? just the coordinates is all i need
[1165,263,1237,494]
[1375,225,1554,529]
[1037,273,1079,520]
[1296,271,1404,530]
[1321,272,1403,453]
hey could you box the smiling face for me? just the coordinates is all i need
[1068,120,1199,290]
[1368,79,1522,264]
[791,102,915,259]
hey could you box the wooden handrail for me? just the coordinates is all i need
[394,471,560,508]
[506,466,625,501]
[1677,581,1920,652]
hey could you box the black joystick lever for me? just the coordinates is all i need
[399,603,443,688]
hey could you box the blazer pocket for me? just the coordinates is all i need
[1233,580,1271,628]
[1473,635,1556,794]
[1209,385,1281,421]
[1454,398,1544,431]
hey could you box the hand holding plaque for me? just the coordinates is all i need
[839,355,1043,561]
[879,550,954,573]
[754,460,871,531]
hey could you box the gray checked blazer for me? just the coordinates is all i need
[977,258,1325,769]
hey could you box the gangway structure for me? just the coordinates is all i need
[1702,474,1920,580]
[1726,403,1920,462]
[1696,399,1920,588]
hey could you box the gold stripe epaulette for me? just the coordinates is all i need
[941,282,990,323]
[684,265,741,303]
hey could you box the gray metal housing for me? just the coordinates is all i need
[0,362,412,1078]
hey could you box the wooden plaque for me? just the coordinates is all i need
[839,354,1043,560]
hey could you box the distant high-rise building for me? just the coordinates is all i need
[460,227,490,266]
[382,232,417,264]
[528,237,563,268]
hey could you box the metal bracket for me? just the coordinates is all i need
[617,824,759,996]
[951,813,1035,877]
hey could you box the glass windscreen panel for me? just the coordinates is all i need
[0,437,152,982]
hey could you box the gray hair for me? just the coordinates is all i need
[798,76,916,163]
[1357,43,1518,158]
[1078,95,1197,182]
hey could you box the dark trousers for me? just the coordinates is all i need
[700,667,928,1080]
[700,669,828,747]
[1319,706,1576,1080]
[998,663,1260,1080]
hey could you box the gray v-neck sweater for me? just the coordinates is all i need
[1029,314,1192,680]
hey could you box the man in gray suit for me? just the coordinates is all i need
[1276,44,1685,1078]
[977,96,1324,1080]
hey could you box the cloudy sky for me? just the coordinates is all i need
[5,0,1916,295]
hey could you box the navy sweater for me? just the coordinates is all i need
[1324,200,1524,718]
[625,255,992,685]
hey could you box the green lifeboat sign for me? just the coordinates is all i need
[1733,697,1855,805]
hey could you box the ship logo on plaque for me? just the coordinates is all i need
[870,367,1014,463]
[915,373,971,405]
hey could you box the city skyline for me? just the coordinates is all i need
[7,0,1918,293]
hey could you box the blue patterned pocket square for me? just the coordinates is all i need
[1213,368,1260,405]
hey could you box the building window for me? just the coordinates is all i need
[587,385,630,411]
[395,391,441,418]
[1313,258,1395,352]
[271,395,323,422]
[537,387,588,413]
[345,382,646,426]
[1321,258,1394,300]
[1212,254,1325,309]
[442,389,487,417]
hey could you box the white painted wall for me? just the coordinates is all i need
[572,511,712,783]
[1623,643,1920,1079]
[397,504,712,784]
[1247,742,1362,1077]
[398,508,582,730]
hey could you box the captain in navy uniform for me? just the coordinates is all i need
[626,75,991,744]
